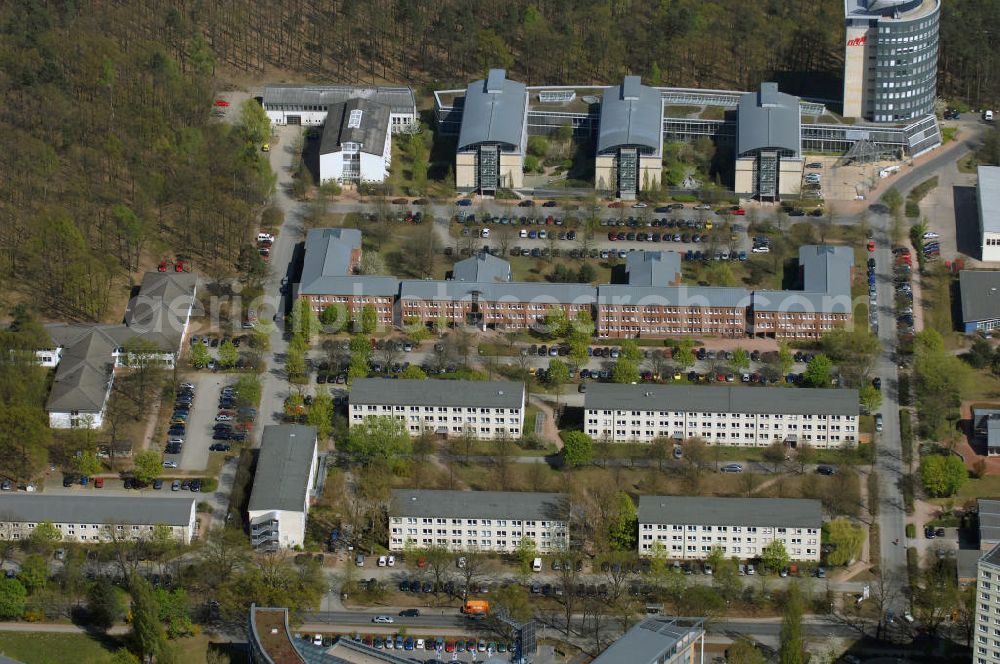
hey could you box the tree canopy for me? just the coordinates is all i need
[343,416,412,465]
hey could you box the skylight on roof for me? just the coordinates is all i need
[348,109,363,128]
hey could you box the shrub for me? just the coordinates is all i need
[904,200,920,218]
[905,523,916,538]
[672,194,698,203]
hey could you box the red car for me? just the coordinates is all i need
[608,232,616,241]
[157,260,168,272]
[732,207,746,215]
[445,641,456,653]
[174,260,186,272]
[608,202,624,208]
[213,100,230,107]
[867,240,876,252]
[94,477,104,489]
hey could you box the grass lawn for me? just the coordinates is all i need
[0,632,123,664]
[956,475,1000,500]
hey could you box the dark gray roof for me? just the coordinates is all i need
[981,542,1000,569]
[351,378,525,409]
[248,426,317,514]
[319,98,390,157]
[457,69,527,152]
[625,251,681,287]
[978,167,1000,234]
[958,548,981,581]
[0,494,195,527]
[123,271,198,352]
[400,279,597,305]
[584,383,859,417]
[592,617,704,664]
[960,270,1000,324]
[597,76,663,154]
[597,285,751,308]
[452,253,512,283]
[753,245,853,313]
[44,324,119,414]
[299,228,399,297]
[979,499,1000,546]
[262,85,416,116]
[736,83,801,157]
[638,496,823,528]
[391,489,567,521]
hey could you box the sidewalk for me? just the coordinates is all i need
[0,622,128,635]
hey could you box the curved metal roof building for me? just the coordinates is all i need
[456,69,528,152]
[736,83,801,157]
[597,76,663,156]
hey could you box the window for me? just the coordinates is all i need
[348,110,363,128]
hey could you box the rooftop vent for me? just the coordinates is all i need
[622,76,642,101]
[486,69,506,94]
[271,628,279,634]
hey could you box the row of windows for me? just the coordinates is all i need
[642,524,818,534]
[589,429,852,442]
[590,410,853,421]
[592,421,854,432]
[361,405,520,414]
[391,537,560,549]
[394,517,563,527]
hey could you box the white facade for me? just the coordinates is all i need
[247,426,318,551]
[350,403,525,440]
[319,136,391,184]
[638,497,822,562]
[976,546,1000,664]
[248,508,309,550]
[389,514,568,554]
[585,408,858,448]
[267,107,416,131]
[0,499,197,545]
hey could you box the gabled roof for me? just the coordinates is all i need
[597,285,751,309]
[44,325,119,414]
[452,252,512,283]
[248,426,317,514]
[625,251,681,287]
[299,228,398,297]
[752,245,853,313]
[123,272,198,352]
[736,82,801,157]
[390,489,567,522]
[457,69,528,151]
[637,496,823,528]
[597,76,663,155]
[351,378,525,409]
[400,279,596,305]
[320,98,390,157]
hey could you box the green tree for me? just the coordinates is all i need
[804,353,833,387]
[0,578,26,619]
[920,454,968,497]
[613,359,640,384]
[674,341,695,370]
[882,186,903,216]
[562,431,594,467]
[609,491,637,551]
[822,518,864,566]
[779,582,805,664]
[189,341,210,369]
[343,416,412,465]
[726,638,766,664]
[515,537,537,575]
[543,308,569,339]
[763,441,787,473]
[306,391,334,441]
[17,554,48,594]
[155,587,194,638]
[73,451,103,478]
[217,339,238,368]
[761,540,790,575]
[619,340,641,363]
[732,348,750,371]
[859,384,883,413]
[319,304,348,330]
[401,365,427,380]
[130,575,167,662]
[777,342,794,375]
[546,358,569,397]
[132,450,162,485]
[110,650,141,664]
[527,135,548,157]
[361,305,378,335]
[88,578,128,632]
[286,335,307,383]
[28,521,62,554]
[238,99,271,146]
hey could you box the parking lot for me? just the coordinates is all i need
[168,375,223,472]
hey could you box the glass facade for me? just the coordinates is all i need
[860,0,941,122]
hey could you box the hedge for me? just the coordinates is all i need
[905,523,915,538]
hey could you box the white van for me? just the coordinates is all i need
[986,110,995,122]
[532,557,542,572]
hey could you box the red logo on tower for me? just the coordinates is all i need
[847,36,867,47]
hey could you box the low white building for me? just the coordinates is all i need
[247,425,319,551]
[261,84,418,131]
[584,383,859,448]
[319,99,393,184]
[638,496,822,562]
[388,489,569,553]
[979,166,1000,262]
[349,378,526,440]
[0,494,197,545]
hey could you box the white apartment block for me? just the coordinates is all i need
[638,496,822,562]
[350,379,526,440]
[389,490,569,554]
[584,384,859,448]
[0,495,197,545]
[247,425,319,551]
[975,544,1000,664]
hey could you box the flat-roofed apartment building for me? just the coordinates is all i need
[638,496,822,561]
[751,245,855,339]
[349,378,526,439]
[584,383,859,448]
[974,543,1000,664]
[388,489,569,553]
[0,495,197,545]
[298,228,396,330]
